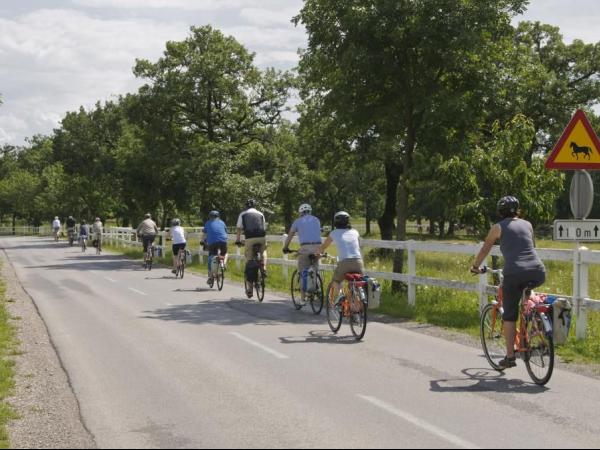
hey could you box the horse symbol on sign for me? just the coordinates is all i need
[570,142,593,160]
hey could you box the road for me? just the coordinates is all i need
[2,236,600,449]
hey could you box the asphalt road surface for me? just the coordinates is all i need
[3,236,600,449]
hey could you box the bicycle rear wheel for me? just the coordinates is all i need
[217,265,225,291]
[349,287,367,340]
[326,283,343,333]
[310,273,324,315]
[180,261,185,279]
[291,270,303,310]
[256,274,265,302]
[524,311,555,386]
[480,303,505,371]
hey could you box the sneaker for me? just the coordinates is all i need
[498,356,517,369]
[172,269,177,274]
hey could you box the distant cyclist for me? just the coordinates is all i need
[136,213,158,254]
[92,217,103,251]
[317,211,364,295]
[236,199,268,272]
[170,219,187,274]
[202,211,228,285]
[52,216,61,240]
[283,204,322,299]
[66,215,76,245]
[471,196,546,369]
[79,220,90,244]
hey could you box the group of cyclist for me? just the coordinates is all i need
[52,216,104,251]
[54,194,544,371]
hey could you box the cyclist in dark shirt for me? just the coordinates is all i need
[471,196,546,369]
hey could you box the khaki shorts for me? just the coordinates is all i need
[333,258,365,283]
[298,244,320,272]
[245,237,267,262]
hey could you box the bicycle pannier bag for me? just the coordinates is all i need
[551,297,573,345]
[210,256,220,274]
[186,250,192,265]
[245,260,260,283]
[301,268,317,293]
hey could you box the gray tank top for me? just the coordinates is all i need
[498,218,545,276]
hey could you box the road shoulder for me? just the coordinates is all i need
[1,249,96,449]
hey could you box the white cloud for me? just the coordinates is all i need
[71,0,294,11]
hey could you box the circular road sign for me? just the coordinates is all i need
[570,170,594,220]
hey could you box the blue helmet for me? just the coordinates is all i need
[209,210,220,219]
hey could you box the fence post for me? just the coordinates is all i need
[408,240,416,306]
[282,234,289,280]
[575,246,589,340]
[477,242,488,312]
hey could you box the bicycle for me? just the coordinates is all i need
[238,242,266,302]
[67,228,76,247]
[325,258,368,341]
[95,237,102,255]
[479,267,554,386]
[175,248,186,279]
[208,249,226,291]
[80,235,88,253]
[287,250,324,315]
[144,243,154,271]
[54,229,61,242]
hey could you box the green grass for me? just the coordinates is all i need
[0,275,18,449]
[105,236,600,365]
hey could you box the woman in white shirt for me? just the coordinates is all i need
[170,218,187,274]
[318,211,364,293]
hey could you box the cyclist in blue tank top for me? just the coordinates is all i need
[471,196,546,369]
[202,211,229,285]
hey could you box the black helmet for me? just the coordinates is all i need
[333,211,351,228]
[246,199,256,208]
[497,196,520,218]
[209,210,220,219]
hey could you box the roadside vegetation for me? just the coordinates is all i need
[0,272,18,449]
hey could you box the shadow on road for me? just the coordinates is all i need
[430,368,549,394]
[141,298,329,327]
[279,330,361,345]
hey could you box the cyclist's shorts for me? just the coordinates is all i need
[172,243,186,255]
[503,270,546,322]
[208,242,228,257]
[333,258,364,283]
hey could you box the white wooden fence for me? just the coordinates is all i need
[102,227,600,341]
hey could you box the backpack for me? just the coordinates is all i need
[245,260,260,283]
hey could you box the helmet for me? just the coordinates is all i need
[81,220,87,225]
[209,210,220,219]
[95,217,100,222]
[333,211,351,228]
[144,213,151,219]
[54,216,59,220]
[298,203,312,215]
[172,218,181,226]
[69,215,74,220]
[497,196,520,218]
[246,199,256,208]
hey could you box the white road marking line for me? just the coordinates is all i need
[128,288,148,296]
[229,332,290,360]
[104,277,116,283]
[358,395,480,449]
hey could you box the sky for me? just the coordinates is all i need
[1,0,600,146]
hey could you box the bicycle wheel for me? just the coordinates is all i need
[217,264,225,291]
[180,260,185,279]
[291,270,304,310]
[245,280,253,299]
[480,303,505,371]
[310,273,324,315]
[349,287,368,340]
[524,311,555,386]
[256,273,265,302]
[326,283,343,333]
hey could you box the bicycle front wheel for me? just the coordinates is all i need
[310,273,324,315]
[524,311,555,386]
[480,303,505,371]
[291,270,303,310]
[180,262,185,279]
[326,283,343,333]
[349,288,367,341]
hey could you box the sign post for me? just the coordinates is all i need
[546,109,600,340]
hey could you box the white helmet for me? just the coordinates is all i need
[298,203,312,215]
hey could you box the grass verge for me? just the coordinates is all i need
[0,272,18,449]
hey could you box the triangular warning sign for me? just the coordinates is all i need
[546,109,600,170]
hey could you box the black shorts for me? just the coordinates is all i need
[172,243,187,255]
[142,235,156,252]
[503,270,546,322]
[208,242,228,257]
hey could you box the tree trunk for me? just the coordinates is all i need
[365,203,371,236]
[12,213,16,236]
[378,161,400,240]
[438,219,445,239]
[447,221,455,237]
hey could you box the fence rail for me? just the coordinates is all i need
[99,227,600,341]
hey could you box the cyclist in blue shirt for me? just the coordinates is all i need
[202,211,229,285]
